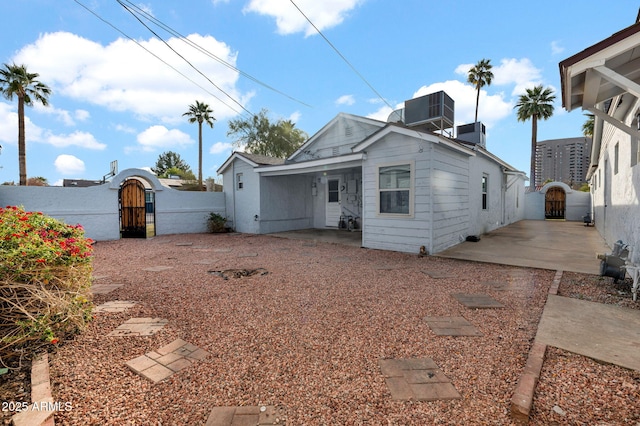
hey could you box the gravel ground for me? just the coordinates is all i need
[46,233,555,425]
[5,232,639,425]
[529,272,640,425]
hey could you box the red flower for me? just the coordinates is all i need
[50,338,59,345]
[37,259,46,263]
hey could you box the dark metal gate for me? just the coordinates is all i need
[119,179,147,238]
[545,187,566,219]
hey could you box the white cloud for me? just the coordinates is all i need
[209,141,232,154]
[289,111,301,122]
[33,104,90,126]
[13,31,248,124]
[366,105,394,122]
[0,102,45,145]
[244,0,363,36]
[54,154,85,175]
[455,58,543,97]
[336,94,355,106]
[45,131,107,150]
[492,58,543,96]
[551,41,565,55]
[74,109,90,121]
[136,125,193,152]
[115,123,137,134]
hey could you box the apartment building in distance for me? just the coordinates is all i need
[535,137,592,187]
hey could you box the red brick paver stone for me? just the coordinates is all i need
[425,316,483,336]
[378,358,461,401]
[89,283,124,295]
[205,405,285,426]
[451,293,505,308]
[126,339,209,383]
[107,317,168,336]
[93,300,137,313]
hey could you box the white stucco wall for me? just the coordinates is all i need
[222,160,261,233]
[467,155,504,236]
[0,168,225,240]
[258,174,314,233]
[0,184,120,240]
[524,182,591,221]
[591,125,640,263]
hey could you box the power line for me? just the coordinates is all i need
[117,0,253,116]
[72,0,246,116]
[288,0,394,112]
[118,0,312,109]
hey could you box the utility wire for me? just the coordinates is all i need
[72,0,246,116]
[117,0,253,116]
[288,0,394,112]
[118,0,311,109]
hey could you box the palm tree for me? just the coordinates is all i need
[467,59,493,123]
[0,63,51,185]
[582,113,594,137]
[514,85,555,188]
[183,101,215,190]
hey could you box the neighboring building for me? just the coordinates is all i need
[535,137,592,187]
[560,17,640,265]
[218,91,527,255]
[63,179,104,187]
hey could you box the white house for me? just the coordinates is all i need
[559,18,640,265]
[218,92,527,255]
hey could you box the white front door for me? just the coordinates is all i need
[325,176,342,227]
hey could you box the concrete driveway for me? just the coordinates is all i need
[436,220,611,275]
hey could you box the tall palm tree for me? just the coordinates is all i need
[183,101,215,190]
[0,63,51,185]
[582,113,594,137]
[514,85,555,188]
[467,59,493,123]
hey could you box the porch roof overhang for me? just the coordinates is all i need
[255,153,364,177]
[559,20,640,179]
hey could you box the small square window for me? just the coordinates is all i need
[236,173,243,190]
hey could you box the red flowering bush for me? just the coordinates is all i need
[0,206,94,364]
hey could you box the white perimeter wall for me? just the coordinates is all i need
[0,168,225,241]
[524,182,591,221]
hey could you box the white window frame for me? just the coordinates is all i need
[236,173,243,190]
[482,174,488,210]
[376,161,414,217]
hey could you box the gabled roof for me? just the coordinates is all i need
[217,151,285,174]
[287,112,386,161]
[351,122,474,157]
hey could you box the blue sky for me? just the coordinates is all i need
[0,0,638,185]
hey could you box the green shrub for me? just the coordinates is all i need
[207,212,227,233]
[0,206,94,364]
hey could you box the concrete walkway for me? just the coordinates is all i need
[536,294,640,371]
[437,220,611,275]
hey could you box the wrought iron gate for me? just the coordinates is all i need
[545,187,566,219]
[119,179,147,238]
